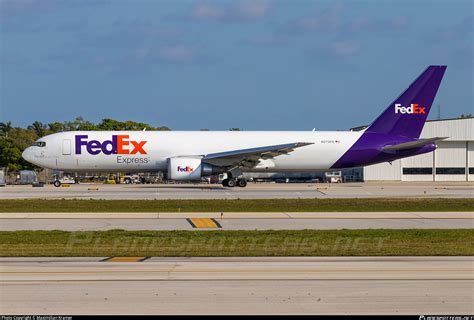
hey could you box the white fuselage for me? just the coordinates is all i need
[22,131,363,172]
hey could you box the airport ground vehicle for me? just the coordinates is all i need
[17,170,39,185]
[124,174,140,184]
[22,66,447,188]
[52,175,77,187]
[324,171,342,183]
[0,168,5,187]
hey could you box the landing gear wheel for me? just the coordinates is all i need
[226,179,236,188]
[222,179,229,187]
[237,179,247,187]
[53,180,61,188]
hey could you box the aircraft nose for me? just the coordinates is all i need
[22,147,35,164]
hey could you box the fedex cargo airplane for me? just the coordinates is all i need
[23,65,447,187]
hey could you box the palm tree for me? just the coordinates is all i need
[28,121,47,137]
[0,122,12,138]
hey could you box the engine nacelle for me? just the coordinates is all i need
[167,157,224,180]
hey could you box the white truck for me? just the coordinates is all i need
[324,171,342,183]
[0,168,5,187]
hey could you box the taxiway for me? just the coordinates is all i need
[0,182,472,200]
[0,212,472,230]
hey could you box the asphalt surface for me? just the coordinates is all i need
[1,182,473,199]
[1,256,472,314]
[1,212,472,230]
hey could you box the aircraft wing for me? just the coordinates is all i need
[202,142,313,167]
[382,137,448,152]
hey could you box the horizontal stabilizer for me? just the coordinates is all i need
[382,137,448,151]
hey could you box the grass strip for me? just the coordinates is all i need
[0,229,472,257]
[0,198,473,212]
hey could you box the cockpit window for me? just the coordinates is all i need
[32,141,46,147]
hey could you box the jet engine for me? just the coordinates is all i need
[167,157,225,180]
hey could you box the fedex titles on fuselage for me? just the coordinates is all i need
[75,135,150,164]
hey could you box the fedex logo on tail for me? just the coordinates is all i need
[395,103,426,114]
[75,135,147,155]
[177,166,194,172]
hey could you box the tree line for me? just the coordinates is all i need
[0,117,171,171]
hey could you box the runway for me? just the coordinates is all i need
[1,182,473,199]
[1,212,472,230]
[1,256,472,314]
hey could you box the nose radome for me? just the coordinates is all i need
[22,147,35,164]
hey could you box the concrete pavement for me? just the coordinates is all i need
[1,256,472,314]
[1,212,472,230]
[1,182,472,199]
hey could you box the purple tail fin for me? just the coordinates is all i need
[367,65,446,138]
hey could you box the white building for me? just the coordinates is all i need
[363,117,474,182]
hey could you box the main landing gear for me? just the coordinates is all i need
[222,178,247,188]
